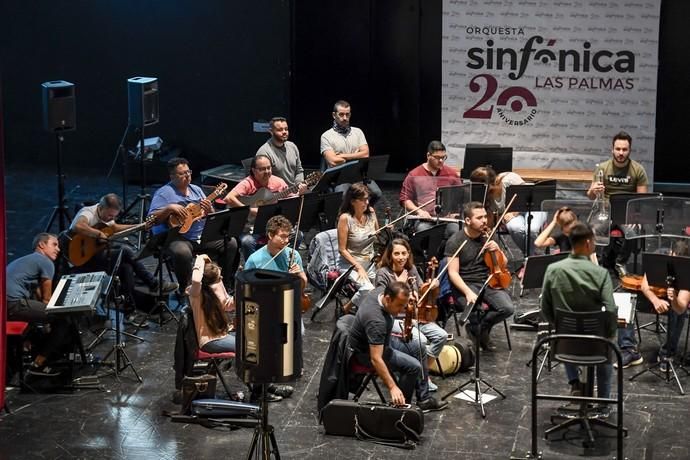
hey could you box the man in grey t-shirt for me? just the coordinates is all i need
[256,117,307,192]
[319,100,382,204]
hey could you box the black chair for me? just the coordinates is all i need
[135,231,179,329]
[530,309,626,459]
[311,265,355,321]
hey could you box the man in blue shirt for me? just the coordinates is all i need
[149,157,238,292]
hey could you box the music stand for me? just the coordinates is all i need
[201,207,249,247]
[293,192,323,232]
[436,183,471,217]
[410,223,448,265]
[337,155,389,185]
[312,161,359,194]
[610,192,660,226]
[461,147,513,179]
[441,276,506,418]
[629,253,690,394]
[98,249,143,382]
[316,192,342,231]
[506,181,557,257]
[470,183,488,204]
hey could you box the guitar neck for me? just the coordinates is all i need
[111,222,147,240]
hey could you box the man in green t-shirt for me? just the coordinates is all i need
[586,130,648,200]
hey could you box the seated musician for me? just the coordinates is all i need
[399,140,461,236]
[375,238,448,394]
[470,166,547,254]
[534,207,598,264]
[224,155,295,260]
[70,193,177,325]
[6,232,70,376]
[444,201,516,351]
[540,223,617,417]
[337,182,378,315]
[638,240,690,371]
[347,282,446,412]
[255,116,308,194]
[149,157,238,293]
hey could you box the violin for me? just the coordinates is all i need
[403,277,417,342]
[416,257,440,323]
[479,194,516,290]
[619,274,666,298]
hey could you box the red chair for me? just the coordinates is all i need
[6,321,30,385]
[349,355,387,403]
[194,348,235,397]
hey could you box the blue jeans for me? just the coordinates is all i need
[201,333,236,353]
[356,347,426,403]
[565,363,613,399]
[617,322,637,350]
[660,310,687,357]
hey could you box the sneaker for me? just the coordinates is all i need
[26,363,61,377]
[615,349,643,369]
[417,396,448,413]
[427,379,438,393]
[149,280,179,295]
[124,312,149,329]
[267,384,294,398]
[592,404,611,419]
[659,360,670,373]
[249,391,283,403]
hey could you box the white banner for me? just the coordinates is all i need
[442,0,661,183]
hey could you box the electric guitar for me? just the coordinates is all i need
[65,215,155,266]
[238,171,322,207]
[169,182,228,234]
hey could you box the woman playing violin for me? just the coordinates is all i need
[375,238,448,392]
[443,201,515,351]
[337,182,379,314]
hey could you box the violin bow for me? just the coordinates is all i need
[289,194,305,268]
[371,197,437,236]
[478,193,517,255]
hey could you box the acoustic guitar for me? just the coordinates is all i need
[237,171,322,207]
[65,215,155,266]
[169,182,228,234]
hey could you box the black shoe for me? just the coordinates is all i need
[465,324,478,343]
[249,391,283,403]
[417,396,448,413]
[479,329,497,352]
[149,280,179,295]
[267,384,294,398]
[593,404,611,419]
[124,312,149,329]
[570,381,583,397]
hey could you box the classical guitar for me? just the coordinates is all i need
[237,171,322,207]
[66,215,155,267]
[169,182,228,234]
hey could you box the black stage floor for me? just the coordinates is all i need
[3,167,690,459]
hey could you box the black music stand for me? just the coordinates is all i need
[612,192,664,274]
[337,155,388,185]
[436,183,471,217]
[201,207,249,247]
[470,182,488,204]
[506,181,557,257]
[441,276,506,417]
[410,223,448,265]
[292,193,323,232]
[312,161,359,194]
[253,196,302,237]
[629,253,690,394]
[461,147,513,179]
[98,249,143,382]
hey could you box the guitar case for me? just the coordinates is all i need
[321,399,424,449]
[191,399,260,419]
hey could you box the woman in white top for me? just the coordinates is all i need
[189,254,235,353]
[337,182,379,314]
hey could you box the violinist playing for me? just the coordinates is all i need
[444,201,515,351]
[375,238,449,395]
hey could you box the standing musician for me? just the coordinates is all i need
[337,182,378,315]
[375,238,448,395]
[444,201,516,351]
[320,99,382,204]
[535,207,598,264]
[6,233,70,376]
[224,155,295,259]
[540,223,617,417]
[255,116,308,193]
[638,240,690,371]
[399,140,462,236]
[470,166,547,255]
[585,131,649,368]
[149,157,238,292]
[70,193,177,325]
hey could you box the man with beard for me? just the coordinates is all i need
[255,116,308,194]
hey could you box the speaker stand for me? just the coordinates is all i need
[45,133,72,233]
[246,384,280,460]
[122,125,150,249]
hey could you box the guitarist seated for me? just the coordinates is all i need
[224,155,299,259]
[69,193,177,325]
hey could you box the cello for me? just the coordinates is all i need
[479,194,517,290]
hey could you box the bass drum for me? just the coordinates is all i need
[429,340,475,376]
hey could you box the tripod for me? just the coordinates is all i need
[98,249,143,382]
[45,133,72,232]
[441,278,506,417]
[246,384,280,460]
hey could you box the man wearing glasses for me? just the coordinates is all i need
[399,140,462,234]
[149,157,238,293]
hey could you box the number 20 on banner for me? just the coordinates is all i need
[463,74,537,119]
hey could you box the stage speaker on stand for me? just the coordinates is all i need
[127,77,159,127]
[42,80,76,133]
[235,269,303,460]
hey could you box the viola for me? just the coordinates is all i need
[619,274,666,298]
[416,257,440,323]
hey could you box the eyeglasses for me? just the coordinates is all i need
[430,154,448,161]
[253,166,272,172]
[175,170,192,177]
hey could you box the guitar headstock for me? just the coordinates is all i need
[144,214,156,230]
[305,171,323,187]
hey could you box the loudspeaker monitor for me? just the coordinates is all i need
[127,76,159,127]
[41,80,76,132]
[235,269,302,384]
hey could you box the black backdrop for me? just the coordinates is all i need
[1,0,688,181]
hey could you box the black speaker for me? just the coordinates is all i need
[235,269,303,384]
[127,76,159,127]
[41,80,76,132]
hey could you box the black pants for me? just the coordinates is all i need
[452,283,515,333]
[165,233,238,292]
[7,298,71,360]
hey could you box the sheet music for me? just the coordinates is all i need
[614,292,635,327]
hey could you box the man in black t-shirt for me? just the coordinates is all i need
[348,282,447,412]
[444,201,515,351]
